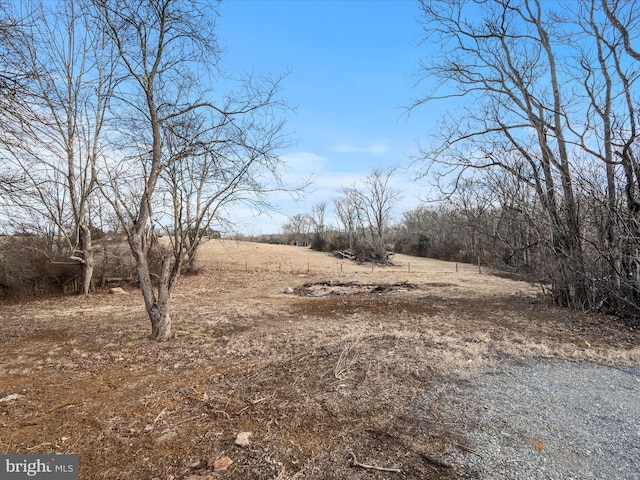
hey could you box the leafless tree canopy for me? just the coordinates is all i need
[413,0,640,321]
[0,0,117,294]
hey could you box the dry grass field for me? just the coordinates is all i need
[1,240,639,479]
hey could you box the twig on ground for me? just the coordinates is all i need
[142,407,168,433]
[164,414,202,430]
[27,442,52,450]
[153,407,168,425]
[236,396,268,414]
[450,440,481,457]
[420,452,455,471]
[349,452,402,473]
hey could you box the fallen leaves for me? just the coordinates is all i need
[188,455,234,476]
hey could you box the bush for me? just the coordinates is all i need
[0,234,141,297]
[327,234,350,252]
[309,234,326,252]
[0,235,80,297]
[394,234,433,258]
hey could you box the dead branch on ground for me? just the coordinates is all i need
[349,452,402,473]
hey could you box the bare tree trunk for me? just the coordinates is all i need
[78,224,94,295]
[129,232,174,341]
[147,269,172,342]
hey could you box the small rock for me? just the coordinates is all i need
[184,476,213,480]
[283,287,294,294]
[156,431,177,443]
[109,287,127,295]
[234,431,252,446]
[209,456,233,471]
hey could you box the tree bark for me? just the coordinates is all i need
[78,224,94,295]
[130,231,174,341]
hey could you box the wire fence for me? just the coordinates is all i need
[204,258,483,276]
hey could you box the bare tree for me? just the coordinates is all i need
[0,0,115,294]
[448,178,493,263]
[582,0,640,315]
[0,1,32,113]
[363,167,403,261]
[334,195,359,251]
[0,4,35,202]
[601,0,640,61]
[415,0,591,307]
[414,0,640,320]
[161,75,292,273]
[95,0,293,340]
[282,213,311,246]
[309,202,328,251]
[340,167,402,262]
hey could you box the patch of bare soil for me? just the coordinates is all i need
[1,241,639,479]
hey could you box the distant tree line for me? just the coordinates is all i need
[278,175,539,274]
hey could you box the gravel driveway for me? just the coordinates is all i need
[417,358,640,479]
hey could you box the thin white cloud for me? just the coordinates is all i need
[280,151,328,174]
[332,142,390,154]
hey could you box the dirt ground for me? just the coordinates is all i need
[1,240,639,479]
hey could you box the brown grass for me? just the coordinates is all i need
[1,240,638,479]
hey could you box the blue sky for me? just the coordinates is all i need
[216,0,439,234]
